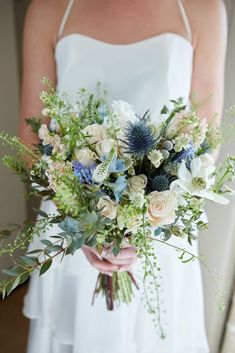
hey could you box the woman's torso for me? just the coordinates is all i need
[55,0,194,121]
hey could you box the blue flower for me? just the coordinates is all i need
[173,144,195,164]
[105,176,127,202]
[109,158,127,173]
[124,120,156,158]
[43,144,53,156]
[72,161,96,184]
[151,174,170,192]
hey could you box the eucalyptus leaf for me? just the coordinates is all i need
[39,259,52,276]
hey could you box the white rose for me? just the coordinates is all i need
[74,148,96,166]
[110,100,137,126]
[146,190,177,228]
[82,124,107,145]
[96,138,118,157]
[97,196,117,220]
[128,174,147,193]
[148,149,163,168]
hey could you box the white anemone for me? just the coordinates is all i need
[170,155,229,205]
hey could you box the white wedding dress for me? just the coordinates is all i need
[23,1,209,352]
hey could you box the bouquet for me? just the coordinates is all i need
[0,78,235,337]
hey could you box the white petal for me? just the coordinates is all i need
[178,161,192,182]
[203,191,229,205]
[191,158,202,177]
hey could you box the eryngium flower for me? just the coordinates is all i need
[124,120,156,158]
[151,174,169,192]
[72,161,96,184]
[43,144,53,156]
[173,145,195,164]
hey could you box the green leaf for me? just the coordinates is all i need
[11,277,21,291]
[20,256,39,266]
[19,272,30,285]
[41,239,53,247]
[160,106,169,114]
[2,269,19,277]
[27,249,41,255]
[33,208,48,218]
[112,245,120,257]
[0,230,12,236]
[46,245,63,253]
[39,259,52,276]
[154,227,162,237]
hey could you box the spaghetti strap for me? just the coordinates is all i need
[177,0,193,43]
[58,0,75,40]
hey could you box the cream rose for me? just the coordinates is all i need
[146,190,177,228]
[128,175,147,193]
[95,138,117,157]
[82,124,107,145]
[97,196,117,220]
[74,148,96,166]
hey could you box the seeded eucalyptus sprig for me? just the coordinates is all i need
[0,237,69,299]
[213,156,235,195]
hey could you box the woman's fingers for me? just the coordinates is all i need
[107,255,138,266]
[82,246,120,274]
[82,245,138,275]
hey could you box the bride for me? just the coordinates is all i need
[19,1,227,352]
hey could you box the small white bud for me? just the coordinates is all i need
[41,108,50,117]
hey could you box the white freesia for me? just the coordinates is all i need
[127,174,147,193]
[50,118,60,133]
[74,148,96,166]
[124,216,142,235]
[171,155,229,204]
[148,149,163,168]
[146,190,178,228]
[38,124,51,145]
[96,138,118,157]
[110,100,137,126]
[173,133,191,152]
[129,190,145,208]
[97,196,117,220]
[82,124,107,145]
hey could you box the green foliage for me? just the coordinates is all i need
[214,156,235,194]
[26,117,42,133]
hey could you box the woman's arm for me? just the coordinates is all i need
[19,0,60,146]
[189,0,227,126]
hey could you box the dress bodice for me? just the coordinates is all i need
[55,32,193,121]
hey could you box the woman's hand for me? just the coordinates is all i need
[82,245,138,276]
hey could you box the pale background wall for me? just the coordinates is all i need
[0,0,26,270]
[201,1,235,352]
[0,1,234,352]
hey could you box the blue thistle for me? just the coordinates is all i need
[43,144,53,156]
[72,161,96,185]
[151,175,169,192]
[124,120,156,158]
[173,145,195,164]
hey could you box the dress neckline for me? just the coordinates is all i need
[55,32,194,52]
